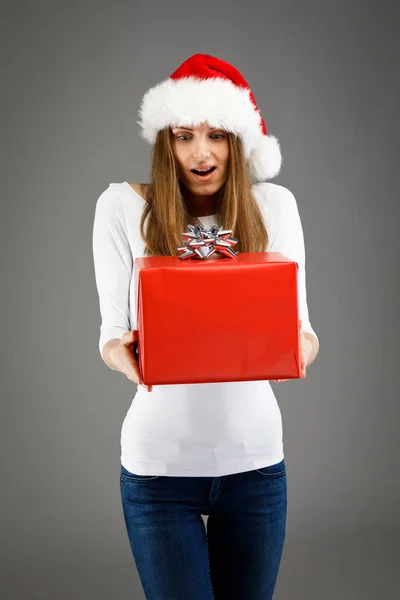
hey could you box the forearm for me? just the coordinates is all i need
[303,332,319,367]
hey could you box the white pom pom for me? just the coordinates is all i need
[248,135,282,182]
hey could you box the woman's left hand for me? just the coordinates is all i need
[274,319,311,383]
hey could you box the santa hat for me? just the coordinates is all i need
[137,53,282,182]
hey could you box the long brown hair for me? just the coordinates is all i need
[139,128,269,256]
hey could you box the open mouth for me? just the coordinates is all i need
[191,166,216,176]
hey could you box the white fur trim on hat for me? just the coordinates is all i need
[248,135,282,182]
[138,76,282,181]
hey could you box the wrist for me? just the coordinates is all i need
[302,333,318,367]
[304,338,313,366]
[102,338,121,371]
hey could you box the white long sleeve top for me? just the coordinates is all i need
[92,181,318,476]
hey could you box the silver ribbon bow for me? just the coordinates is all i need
[177,224,238,259]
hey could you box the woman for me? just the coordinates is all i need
[92,53,319,600]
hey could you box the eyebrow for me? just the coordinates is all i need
[172,126,221,131]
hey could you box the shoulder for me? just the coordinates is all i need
[127,182,149,202]
[251,181,297,214]
[92,186,126,241]
[95,183,121,214]
[251,182,299,234]
[95,181,148,215]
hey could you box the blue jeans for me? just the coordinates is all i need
[120,458,287,599]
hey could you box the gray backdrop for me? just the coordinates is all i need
[2,0,399,598]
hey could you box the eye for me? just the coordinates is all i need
[210,133,226,140]
[175,134,192,141]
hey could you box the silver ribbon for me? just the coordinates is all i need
[177,224,238,259]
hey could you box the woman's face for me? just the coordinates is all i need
[171,122,229,195]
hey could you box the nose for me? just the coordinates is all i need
[192,136,211,161]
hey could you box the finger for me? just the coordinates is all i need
[299,334,306,377]
[124,363,143,386]
[120,332,150,390]
[126,356,142,383]
[126,373,147,388]
[139,382,153,392]
[121,330,137,346]
[125,373,140,384]
[120,338,143,382]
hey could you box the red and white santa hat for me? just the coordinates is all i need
[138,53,282,182]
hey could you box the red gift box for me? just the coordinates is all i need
[133,252,300,385]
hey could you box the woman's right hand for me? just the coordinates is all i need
[114,331,153,392]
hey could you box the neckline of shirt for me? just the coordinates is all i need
[123,181,146,203]
[198,214,218,221]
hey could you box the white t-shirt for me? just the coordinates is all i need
[92,181,318,476]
